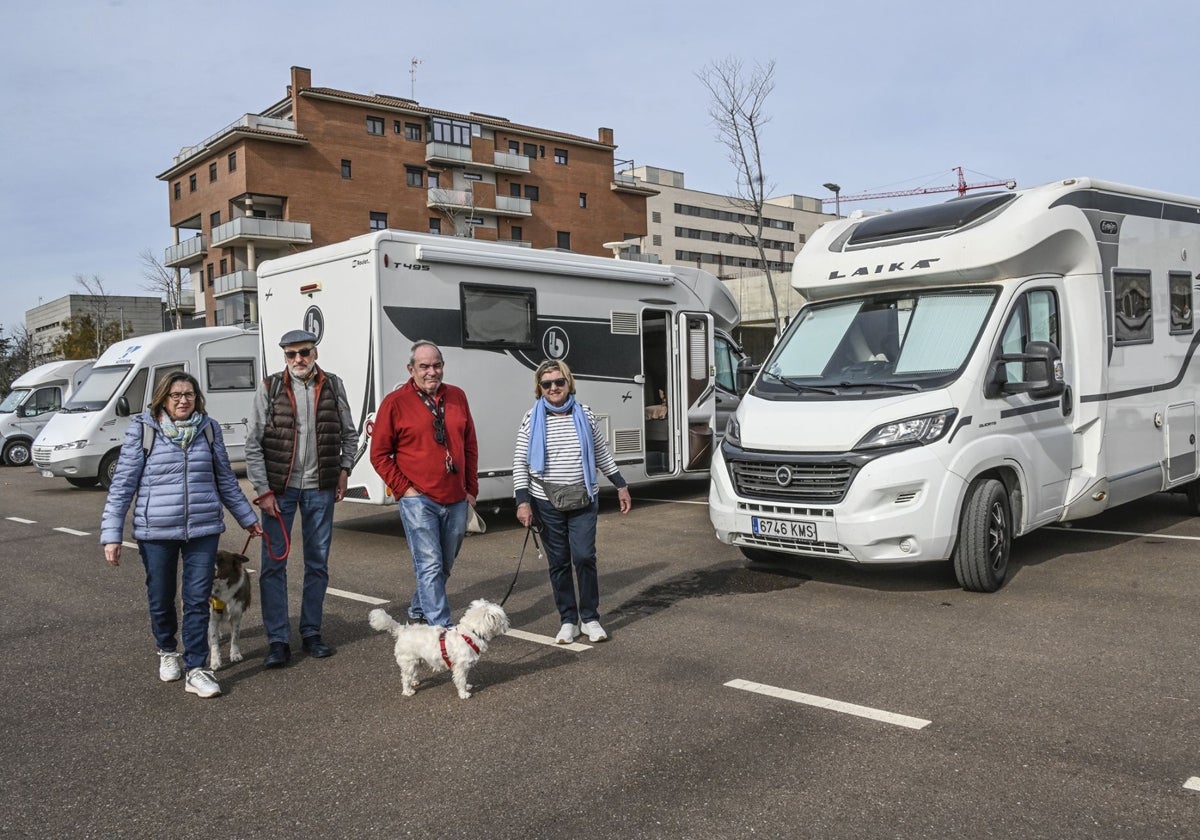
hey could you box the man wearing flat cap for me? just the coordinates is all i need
[244,329,358,668]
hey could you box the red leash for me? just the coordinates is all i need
[241,494,291,561]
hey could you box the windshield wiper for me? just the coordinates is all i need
[837,381,923,392]
[761,371,838,395]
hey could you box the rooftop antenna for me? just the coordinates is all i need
[410,57,423,100]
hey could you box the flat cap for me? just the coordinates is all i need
[279,329,318,347]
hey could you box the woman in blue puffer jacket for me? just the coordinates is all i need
[101,371,261,699]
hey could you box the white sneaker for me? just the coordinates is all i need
[554,623,579,644]
[157,650,182,682]
[184,667,222,698]
[581,620,608,643]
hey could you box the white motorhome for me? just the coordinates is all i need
[256,230,744,505]
[33,327,259,488]
[710,177,1200,591]
[0,360,94,466]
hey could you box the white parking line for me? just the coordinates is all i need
[6,517,36,524]
[326,587,388,606]
[632,497,708,505]
[506,627,591,651]
[1184,777,1200,792]
[725,678,931,730]
[1050,526,1200,542]
[54,527,90,536]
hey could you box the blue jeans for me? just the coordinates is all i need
[258,486,336,644]
[139,534,220,670]
[397,495,468,627]
[531,497,600,625]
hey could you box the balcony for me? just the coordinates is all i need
[494,195,532,216]
[492,151,530,173]
[211,217,312,248]
[497,239,533,248]
[172,114,300,167]
[427,189,474,210]
[213,270,257,298]
[164,235,207,268]
[426,142,473,166]
[427,190,532,218]
[611,172,660,197]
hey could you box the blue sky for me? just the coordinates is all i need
[2,0,1196,336]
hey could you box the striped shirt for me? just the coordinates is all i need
[512,403,626,504]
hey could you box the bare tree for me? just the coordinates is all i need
[140,248,184,329]
[437,185,478,238]
[72,274,128,357]
[697,57,782,334]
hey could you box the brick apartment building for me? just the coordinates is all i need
[157,66,656,326]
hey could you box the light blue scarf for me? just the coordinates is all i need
[528,394,597,496]
[158,411,206,449]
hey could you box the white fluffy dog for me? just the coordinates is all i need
[368,599,509,699]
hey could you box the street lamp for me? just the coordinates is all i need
[823,182,842,217]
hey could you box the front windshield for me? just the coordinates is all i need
[62,365,132,412]
[0,388,31,413]
[759,288,998,394]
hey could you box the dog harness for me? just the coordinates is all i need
[439,629,481,669]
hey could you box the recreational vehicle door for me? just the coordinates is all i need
[676,312,717,473]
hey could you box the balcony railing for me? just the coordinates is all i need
[492,151,530,172]
[495,195,532,215]
[426,142,473,165]
[213,270,258,297]
[164,235,207,267]
[427,188,474,210]
[497,239,533,248]
[173,114,298,166]
[210,217,312,247]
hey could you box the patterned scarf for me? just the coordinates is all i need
[158,411,206,449]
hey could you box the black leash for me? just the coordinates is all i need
[499,525,542,607]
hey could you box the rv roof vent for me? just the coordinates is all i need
[610,312,640,335]
[613,428,642,455]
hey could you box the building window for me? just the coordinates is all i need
[210,211,221,228]
[431,117,477,146]
[428,172,439,189]
[429,218,441,235]
[463,172,482,181]
[524,185,540,202]
[554,149,568,165]
[219,258,227,275]
[341,159,352,179]
[579,192,587,208]
[653,234,662,246]
[406,167,424,187]
[370,211,388,231]
[651,211,661,223]
[173,182,181,200]
[228,152,237,172]
[393,120,402,134]
[508,140,520,155]
[366,116,385,136]
[523,143,537,159]
[189,174,197,192]
[510,183,521,197]
[511,226,523,241]
[209,162,217,182]
[405,122,422,141]
[556,231,571,250]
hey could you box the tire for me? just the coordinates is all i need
[98,451,120,490]
[739,546,787,564]
[952,478,1012,592]
[2,438,32,467]
[66,476,99,488]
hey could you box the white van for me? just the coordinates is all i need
[256,230,745,504]
[0,360,94,466]
[33,327,259,488]
[710,177,1200,591]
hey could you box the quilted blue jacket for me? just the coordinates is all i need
[100,413,257,545]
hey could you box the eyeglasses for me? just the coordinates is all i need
[168,392,195,402]
[285,347,314,359]
[540,377,567,390]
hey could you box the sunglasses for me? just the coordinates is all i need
[285,347,314,359]
[540,377,568,390]
[433,416,446,446]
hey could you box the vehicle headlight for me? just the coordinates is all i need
[724,416,741,446]
[53,439,89,451]
[855,410,958,450]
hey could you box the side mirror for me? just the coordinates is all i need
[988,340,1065,399]
[735,358,760,396]
[16,404,31,418]
[115,396,131,417]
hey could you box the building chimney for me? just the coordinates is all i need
[598,127,614,146]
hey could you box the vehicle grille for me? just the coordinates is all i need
[33,446,52,463]
[736,533,854,559]
[729,459,855,503]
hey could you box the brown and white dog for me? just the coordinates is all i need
[208,550,251,669]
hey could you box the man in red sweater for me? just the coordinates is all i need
[370,340,479,627]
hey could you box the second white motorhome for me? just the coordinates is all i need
[710,177,1200,591]
[33,327,259,488]
[0,359,94,466]
[256,230,745,505]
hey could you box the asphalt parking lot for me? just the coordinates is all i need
[3,466,1200,839]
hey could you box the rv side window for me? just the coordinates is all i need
[714,335,739,392]
[207,358,257,391]
[460,284,537,349]
[1169,271,1193,335]
[122,369,150,413]
[27,387,62,416]
[1113,269,1153,345]
[153,365,186,392]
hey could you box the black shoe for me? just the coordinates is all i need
[302,635,334,658]
[263,642,291,669]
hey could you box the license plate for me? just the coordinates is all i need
[41,470,53,478]
[752,516,817,541]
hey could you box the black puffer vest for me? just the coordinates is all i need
[261,369,345,495]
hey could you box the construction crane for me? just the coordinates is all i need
[822,167,1017,209]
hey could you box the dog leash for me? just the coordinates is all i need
[242,496,291,561]
[499,524,542,608]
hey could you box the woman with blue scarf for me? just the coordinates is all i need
[513,360,632,644]
[101,372,261,699]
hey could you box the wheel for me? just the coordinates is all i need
[952,478,1012,592]
[66,476,99,488]
[2,438,32,467]
[1186,480,1200,515]
[739,545,787,564]
[98,451,120,490]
